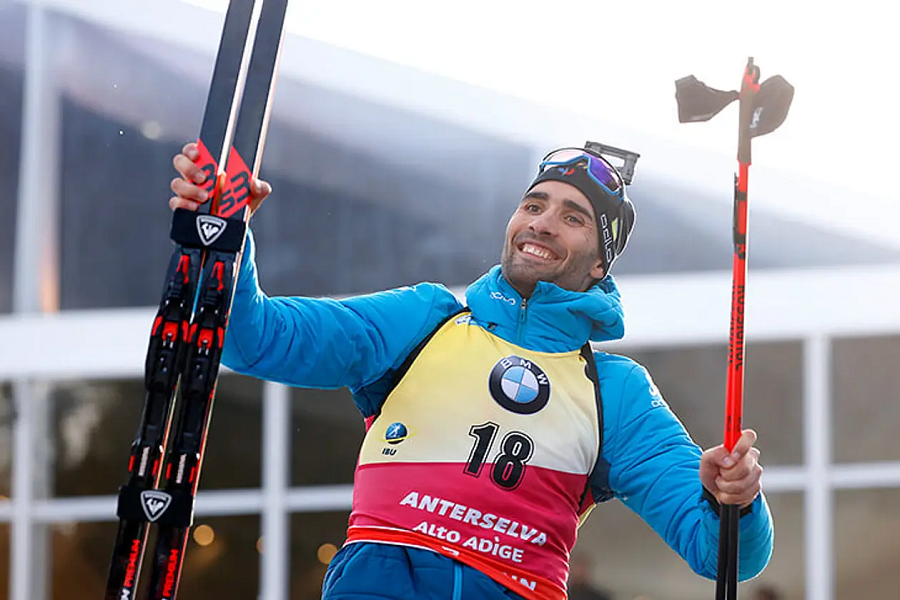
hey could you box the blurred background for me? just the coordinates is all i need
[1,0,898,599]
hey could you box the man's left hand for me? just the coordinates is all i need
[699,429,763,508]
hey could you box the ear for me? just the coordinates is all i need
[589,258,605,282]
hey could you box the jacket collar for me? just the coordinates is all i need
[463,265,625,352]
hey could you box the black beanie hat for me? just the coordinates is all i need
[526,151,635,276]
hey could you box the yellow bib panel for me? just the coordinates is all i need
[346,312,601,600]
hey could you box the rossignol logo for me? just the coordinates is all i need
[750,106,763,130]
[196,215,227,246]
[488,356,551,415]
[140,490,172,522]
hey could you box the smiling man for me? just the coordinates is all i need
[168,143,773,600]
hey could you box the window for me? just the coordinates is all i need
[0,524,9,594]
[49,515,260,600]
[50,374,262,498]
[52,13,532,309]
[832,334,900,462]
[835,488,900,597]
[0,3,25,314]
[291,388,363,487]
[290,511,352,600]
[624,341,804,465]
[0,382,11,497]
[573,492,802,599]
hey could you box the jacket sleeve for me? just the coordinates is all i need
[603,361,773,581]
[221,230,464,394]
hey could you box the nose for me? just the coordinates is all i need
[528,207,558,236]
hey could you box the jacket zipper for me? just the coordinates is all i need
[516,298,528,342]
[452,562,462,600]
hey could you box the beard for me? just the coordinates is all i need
[500,237,601,297]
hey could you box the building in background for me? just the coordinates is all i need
[1,1,900,599]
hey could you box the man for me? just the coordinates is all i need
[169,143,772,600]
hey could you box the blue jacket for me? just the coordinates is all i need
[222,230,774,589]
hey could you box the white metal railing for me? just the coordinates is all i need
[1,263,899,381]
[6,459,900,526]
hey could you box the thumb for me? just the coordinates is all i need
[249,178,271,214]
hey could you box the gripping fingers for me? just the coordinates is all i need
[169,196,202,212]
[717,470,762,506]
[171,177,208,203]
[717,460,762,489]
[716,459,762,496]
[173,152,208,185]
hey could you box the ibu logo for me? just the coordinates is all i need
[379,422,415,455]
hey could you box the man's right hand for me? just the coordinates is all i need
[169,142,272,215]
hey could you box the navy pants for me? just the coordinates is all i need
[322,542,528,600]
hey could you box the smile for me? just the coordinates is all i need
[518,242,559,261]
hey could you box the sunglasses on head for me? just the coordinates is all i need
[537,148,625,201]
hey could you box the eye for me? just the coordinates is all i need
[524,203,542,213]
[565,214,585,226]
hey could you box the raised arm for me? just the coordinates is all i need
[602,358,773,581]
[167,142,463,396]
[222,230,464,393]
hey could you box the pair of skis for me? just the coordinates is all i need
[103,1,288,599]
[676,59,794,599]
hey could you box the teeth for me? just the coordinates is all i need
[521,243,554,260]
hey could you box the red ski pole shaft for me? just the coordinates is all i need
[716,58,761,600]
[725,57,759,451]
[725,160,750,452]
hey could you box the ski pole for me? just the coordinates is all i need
[675,56,794,600]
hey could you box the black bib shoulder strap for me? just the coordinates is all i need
[579,343,604,456]
[578,344,614,506]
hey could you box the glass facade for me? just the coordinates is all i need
[0,3,24,314]
[291,388,362,487]
[832,334,900,463]
[626,341,804,465]
[289,511,352,600]
[51,10,532,310]
[834,488,900,598]
[0,524,9,594]
[49,374,263,498]
[574,492,804,599]
[0,382,11,498]
[48,516,260,600]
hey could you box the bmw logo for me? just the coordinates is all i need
[381,422,414,445]
[488,356,551,415]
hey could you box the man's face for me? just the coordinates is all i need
[500,180,605,298]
